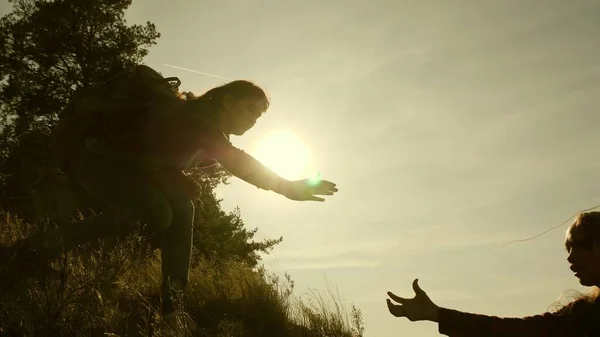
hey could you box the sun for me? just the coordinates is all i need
[252,130,311,179]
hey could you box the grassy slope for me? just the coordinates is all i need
[0,211,365,337]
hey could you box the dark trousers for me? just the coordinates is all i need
[72,147,195,314]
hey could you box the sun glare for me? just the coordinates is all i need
[253,130,311,179]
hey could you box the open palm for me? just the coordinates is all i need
[386,279,440,322]
[284,178,338,202]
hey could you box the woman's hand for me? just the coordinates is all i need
[386,279,440,322]
[281,178,338,202]
[212,144,338,201]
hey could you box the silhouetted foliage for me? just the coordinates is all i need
[0,0,159,219]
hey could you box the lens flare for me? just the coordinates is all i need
[308,171,322,186]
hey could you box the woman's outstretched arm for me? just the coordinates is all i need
[386,279,577,337]
[434,306,572,336]
[207,134,337,202]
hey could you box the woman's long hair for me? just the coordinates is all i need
[180,80,269,116]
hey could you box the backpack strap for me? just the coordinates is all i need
[164,77,181,91]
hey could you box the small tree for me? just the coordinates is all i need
[0,0,160,220]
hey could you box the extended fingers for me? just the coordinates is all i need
[308,195,325,202]
[315,180,337,190]
[386,299,405,317]
[387,291,407,304]
[313,182,338,195]
[313,190,336,196]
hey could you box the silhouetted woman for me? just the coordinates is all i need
[386,211,600,336]
[51,67,338,333]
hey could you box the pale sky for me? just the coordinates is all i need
[5,0,600,336]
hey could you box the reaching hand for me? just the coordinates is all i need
[386,279,440,322]
[282,178,338,202]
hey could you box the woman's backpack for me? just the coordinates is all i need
[50,65,182,160]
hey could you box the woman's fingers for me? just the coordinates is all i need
[412,279,425,295]
[318,179,336,188]
[387,280,435,322]
[313,190,335,196]
[313,180,338,192]
[314,185,338,195]
[293,178,338,200]
[306,186,337,196]
[386,299,405,317]
[387,291,408,304]
[308,195,325,202]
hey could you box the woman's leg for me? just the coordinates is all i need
[73,149,197,316]
[160,197,195,314]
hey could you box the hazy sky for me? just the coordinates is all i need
[4,0,600,336]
